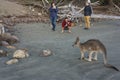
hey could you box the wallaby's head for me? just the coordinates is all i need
[72,37,80,47]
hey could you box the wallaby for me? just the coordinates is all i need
[72,37,119,71]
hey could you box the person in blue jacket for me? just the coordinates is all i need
[84,2,92,29]
[49,2,58,31]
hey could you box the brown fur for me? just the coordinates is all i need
[72,37,119,71]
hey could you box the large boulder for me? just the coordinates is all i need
[0,41,10,46]
[6,59,18,65]
[1,33,19,44]
[13,49,29,59]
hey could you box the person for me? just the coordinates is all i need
[87,0,91,3]
[49,2,58,31]
[84,2,92,30]
[61,17,72,33]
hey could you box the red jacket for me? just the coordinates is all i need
[62,20,72,28]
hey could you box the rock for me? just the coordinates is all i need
[38,13,42,16]
[40,49,53,57]
[0,50,8,57]
[6,59,18,65]
[10,35,19,43]
[0,41,16,49]
[13,49,29,59]
[1,41,10,46]
[1,33,19,44]
[1,33,12,39]
[6,45,16,49]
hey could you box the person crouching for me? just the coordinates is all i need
[61,17,72,33]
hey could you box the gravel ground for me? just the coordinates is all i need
[0,20,120,80]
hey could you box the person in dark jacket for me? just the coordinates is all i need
[84,2,92,29]
[49,2,58,31]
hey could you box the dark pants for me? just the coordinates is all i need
[50,16,57,31]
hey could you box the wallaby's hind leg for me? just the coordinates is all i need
[93,52,98,61]
[85,51,94,61]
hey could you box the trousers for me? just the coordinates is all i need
[50,16,57,31]
[84,16,91,28]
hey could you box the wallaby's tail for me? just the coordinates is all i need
[102,43,119,71]
[104,64,119,71]
[103,48,119,71]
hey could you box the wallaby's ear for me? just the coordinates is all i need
[76,37,79,41]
